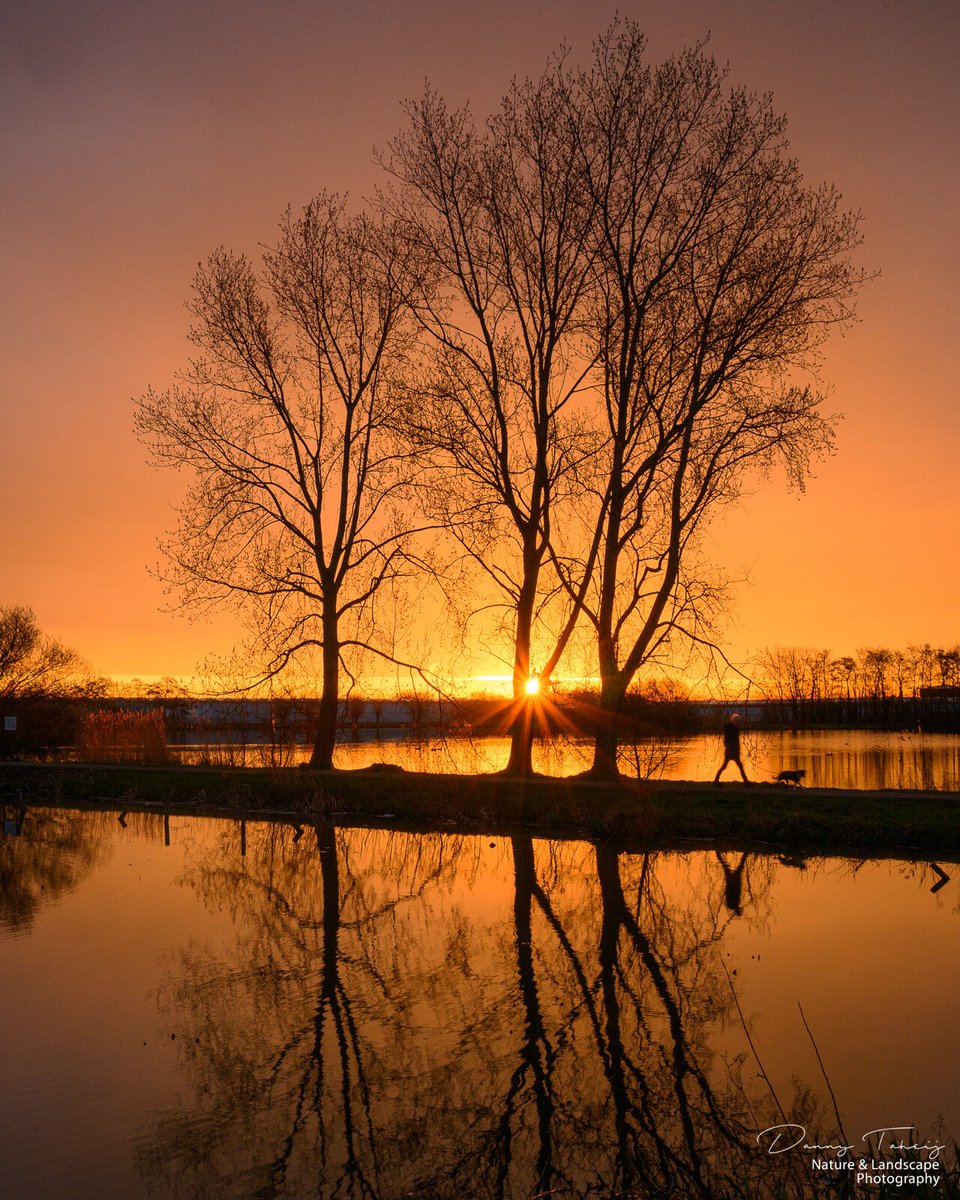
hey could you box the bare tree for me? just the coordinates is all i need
[136,197,427,768]
[757,645,832,722]
[382,63,599,776]
[556,26,864,775]
[383,25,862,776]
[0,604,84,698]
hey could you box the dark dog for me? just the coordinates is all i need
[775,769,805,786]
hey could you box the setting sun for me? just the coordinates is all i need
[525,676,541,696]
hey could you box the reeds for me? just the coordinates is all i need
[77,708,169,765]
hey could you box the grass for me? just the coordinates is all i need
[2,759,959,858]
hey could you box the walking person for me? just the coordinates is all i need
[713,712,750,784]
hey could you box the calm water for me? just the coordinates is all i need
[0,808,957,1199]
[176,728,960,791]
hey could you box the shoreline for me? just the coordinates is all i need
[2,760,959,860]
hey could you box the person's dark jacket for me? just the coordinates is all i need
[722,720,741,756]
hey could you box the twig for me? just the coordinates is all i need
[721,958,788,1123]
[798,1001,849,1148]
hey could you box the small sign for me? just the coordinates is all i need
[3,716,16,732]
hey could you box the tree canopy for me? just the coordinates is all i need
[0,605,84,699]
[138,22,865,774]
[136,198,430,767]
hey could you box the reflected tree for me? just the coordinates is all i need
[139,824,835,1199]
[0,807,111,931]
[140,821,488,1198]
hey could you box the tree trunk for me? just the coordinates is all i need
[505,702,536,776]
[589,473,625,779]
[504,552,539,777]
[310,602,340,769]
[589,666,627,779]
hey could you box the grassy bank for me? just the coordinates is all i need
[2,760,959,858]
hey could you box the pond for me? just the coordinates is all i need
[0,808,956,1199]
[174,728,960,791]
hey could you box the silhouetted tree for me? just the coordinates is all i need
[0,605,92,753]
[383,63,599,776]
[936,646,960,687]
[0,605,83,698]
[758,645,833,722]
[136,198,429,768]
[757,640,960,728]
[559,26,863,774]
[387,23,862,776]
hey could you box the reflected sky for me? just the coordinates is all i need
[0,809,956,1198]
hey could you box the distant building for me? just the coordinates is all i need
[919,686,960,700]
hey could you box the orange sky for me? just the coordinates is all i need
[2,0,958,685]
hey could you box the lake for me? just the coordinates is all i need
[0,807,956,1198]
[175,728,960,791]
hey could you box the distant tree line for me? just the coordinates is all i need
[755,643,960,728]
[8,601,960,760]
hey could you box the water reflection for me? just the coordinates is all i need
[138,826,953,1198]
[0,805,106,931]
[1,811,956,1199]
[169,729,960,790]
